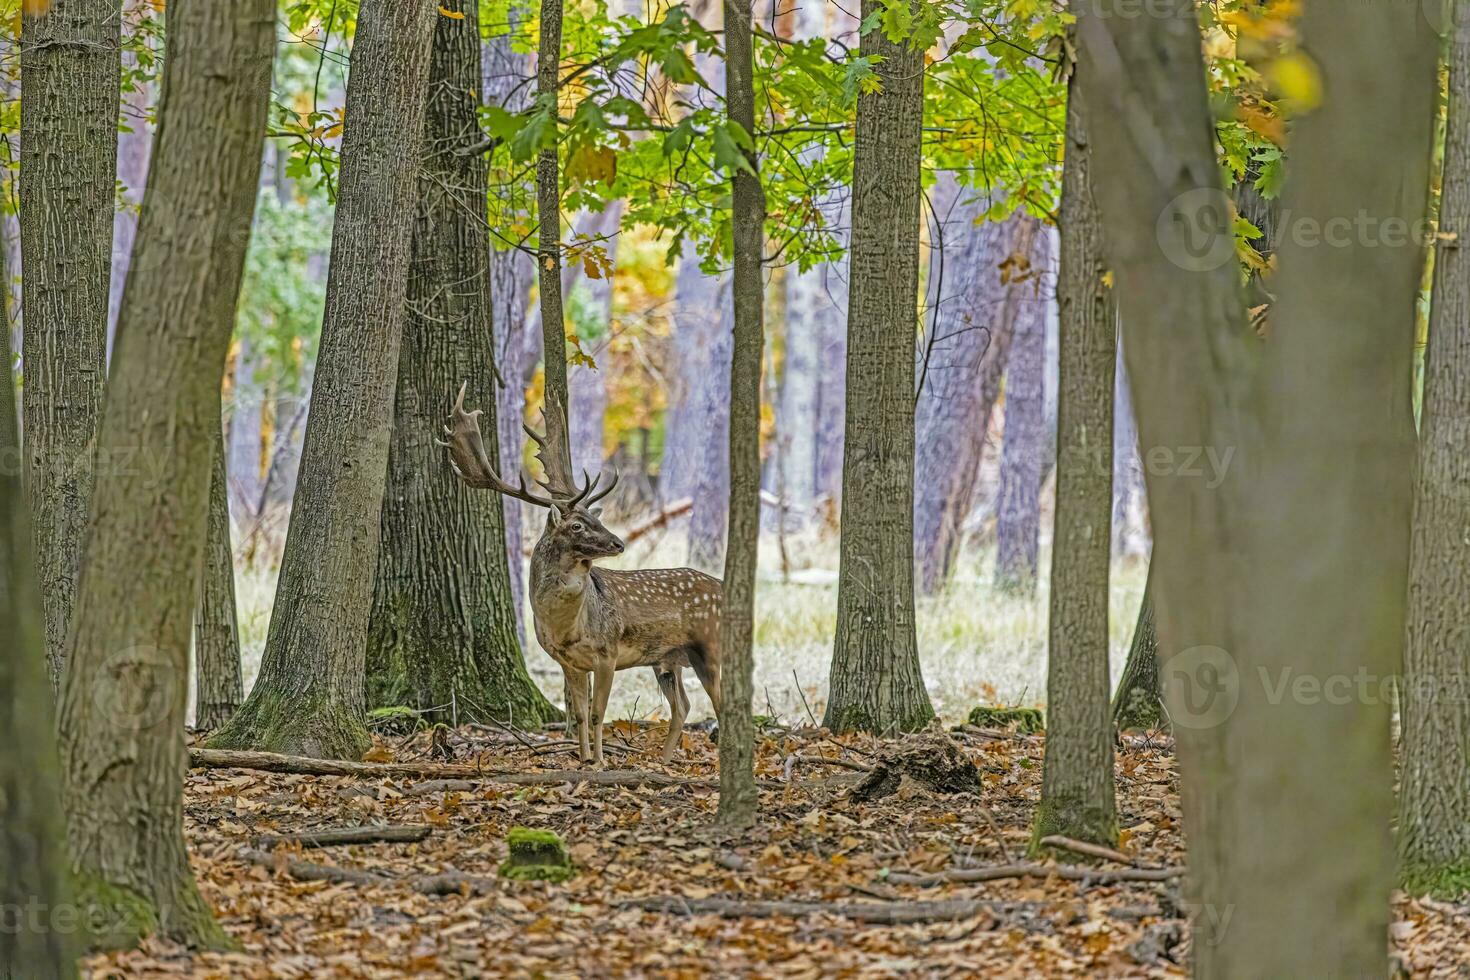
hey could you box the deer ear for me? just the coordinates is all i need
[588,506,603,519]
[546,507,563,529]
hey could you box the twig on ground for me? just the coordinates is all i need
[239,848,495,896]
[251,825,432,849]
[1037,835,1137,866]
[793,670,819,727]
[621,895,1038,925]
[190,748,498,779]
[884,862,1184,888]
[782,753,875,783]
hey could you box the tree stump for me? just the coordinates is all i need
[498,827,575,882]
[850,734,980,801]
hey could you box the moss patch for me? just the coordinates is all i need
[71,872,157,952]
[1401,860,1470,900]
[967,706,1044,734]
[1028,795,1119,856]
[499,827,576,883]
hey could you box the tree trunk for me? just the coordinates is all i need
[716,0,764,829]
[208,0,439,761]
[664,250,733,526]
[226,336,265,521]
[1035,71,1117,849]
[1111,563,1159,731]
[913,184,1035,595]
[1110,347,1143,556]
[55,0,274,949]
[484,20,538,646]
[1078,0,1435,974]
[994,232,1053,595]
[1398,8,1470,899]
[536,0,572,455]
[779,266,822,517]
[568,203,624,477]
[823,1,933,735]
[194,420,243,732]
[686,300,733,573]
[106,0,155,357]
[366,0,557,729]
[814,260,849,502]
[19,0,121,688]
[0,225,79,980]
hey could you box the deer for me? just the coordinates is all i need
[441,384,723,766]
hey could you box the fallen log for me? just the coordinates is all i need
[251,824,432,849]
[1037,835,1136,866]
[621,896,1035,925]
[883,862,1185,888]
[239,848,496,896]
[782,754,875,783]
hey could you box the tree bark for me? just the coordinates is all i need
[194,420,243,732]
[1398,7,1470,898]
[208,0,439,761]
[823,2,934,734]
[1111,563,1160,731]
[536,0,572,456]
[19,0,122,687]
[55,0,274,950]
[716,0,764,828]
[1035,70,1117,849]
[994,231,1053,595]
[106,0,155,357]
[1078,0,1435,974]
[913,184,1035,595]
[366,0,557,729]
[0,231,78,980]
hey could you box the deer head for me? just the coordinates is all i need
[442,383,623,557]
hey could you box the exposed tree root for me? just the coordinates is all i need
[1037,835,1136,865]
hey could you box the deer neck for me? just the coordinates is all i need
[529,538,598,639]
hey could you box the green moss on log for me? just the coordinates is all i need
[499,827,575,883]
[967,706,1044,734]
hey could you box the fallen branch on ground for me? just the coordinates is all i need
[251,825,432,849]
[1037,835,1136,866]
[239,848,496,896]
[621,895,1037,925]
[782,754,875,783]
[883,862,1184,888]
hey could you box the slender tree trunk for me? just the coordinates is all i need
[55,0,274,949]
[779,267,822,516]
[1111,563,1160,731]
[1398,7,1470,898]
[209,0,439,761]
[1079,1,1435,974]
[367,0,557,728]
[1110,348,1143,556]
[536,0,572,452]
[19,0,122,687]
[194,420,243,732]
[227,337,265,521]
[1035,72,1118,850]
[106,0,155,357]
[665,250,733,521]
[0,233,78,980]
[814,260,849,502]
[994,233,1053,595]
[687,303,734,573]
[824,1,933,734]
[716,0,764,828]
[913,187,1034,595]
[568,203,623,477]
[484,21,537,646]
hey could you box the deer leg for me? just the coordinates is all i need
[590,661,615,767]
[655,667,689,763]
[689,648,722,718]
[565,668,591,763]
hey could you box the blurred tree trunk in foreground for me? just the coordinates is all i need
[57,0,274,948]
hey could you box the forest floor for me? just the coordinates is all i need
[86,722,1470,978]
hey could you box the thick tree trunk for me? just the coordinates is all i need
[716,0,764,828]
[209,0,438,761]
[19,0,121,687]
[1398,9,1470,898]
[994,233,1053,595]
[484,21,538,645]
[194,421,243,732]
[0,237,78,980]
[1035,73,1117,849]
[55,0,273,950]
[913,186,1035,595]
[367,0,557,729]
[1111,563,1159,731]
[664,251,732,522]
[823,0,933,734]
[1079,1,1435,974]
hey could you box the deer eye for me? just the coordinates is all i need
[570,522,584,533]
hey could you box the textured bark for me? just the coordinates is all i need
[0,244,78,980]
[1078,1,1434,974]
[536,0,572,457]
[823,1,933,735]
[209,0,438,761]
[913,187,1036,595]
[994,233,1053,595]
[1111,565,1160,731]
[19,0,122,687]
[1035,75,1117,849]
[664,250,733,535]
[55,0,273,950]
[1398,10,1470,898]
[1110,347,1144,556]
[194,421,243,732]
[568,203,623,477]
[716,0,763,828]
[107,0,155,354]
[367,0,557,728]
[484,21,538,644]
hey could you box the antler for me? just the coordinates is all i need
[442,383,559,509]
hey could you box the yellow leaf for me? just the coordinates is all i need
[1101,270,1115,290]
[1269,51,1322,111]
[437,5,465,18]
